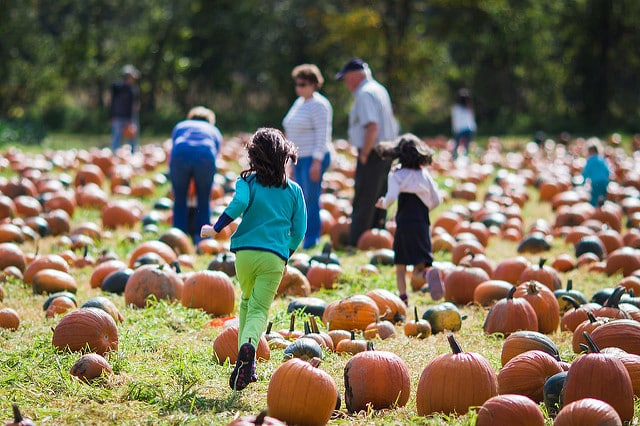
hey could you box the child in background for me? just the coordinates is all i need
[451,88,477,159]
[581,138,610,207]
[201,128,307,391]
[375,133,443,305]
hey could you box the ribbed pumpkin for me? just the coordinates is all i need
[475,394,545,426]
[601,348,640,397]
[483,286,539,336]
[366,288,406,323]
[563,332,634,423]
[554,398,622,426]
[181,270,235,316]
[513,280,560,334]
[571,312,608,353]
[322,295,379,331]
[70,353,113,382]
[363,319,396,340]
[518,258,561,291]
[605,247,640,277]
[590,319,640,355]
[276,265,311,297]
[416,333,498,416]
[492,256,531,285]
[267,358,337,426]
[344,349,410,413]
[497,350,563,402]
[501,330,560,366]
[560,296,600,332]
[334,331,369,355]
[123,264,183,308]
[52,307,118,356]
[212,326,270,364]
[444,265,491,305]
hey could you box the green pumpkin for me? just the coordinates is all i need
[422,302,463,334]
[283,337,324,360]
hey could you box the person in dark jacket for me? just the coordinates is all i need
[109,64,140,152]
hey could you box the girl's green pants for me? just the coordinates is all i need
[234,250,286,350]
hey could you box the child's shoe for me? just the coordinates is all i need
[426,267,444,301]
[399,293,409,307]
[229,340,258,391]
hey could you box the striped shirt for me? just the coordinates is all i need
[282,92,333,160]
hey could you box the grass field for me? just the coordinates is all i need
[0,133,638,425]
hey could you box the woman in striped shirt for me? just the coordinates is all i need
[283,64,333,249]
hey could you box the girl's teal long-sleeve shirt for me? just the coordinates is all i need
[216,174,307,261]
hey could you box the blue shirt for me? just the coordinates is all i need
[218,174,307,261]
[171,119,222,155]
[582,154,610,184]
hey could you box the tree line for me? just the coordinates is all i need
[1,0,639,142]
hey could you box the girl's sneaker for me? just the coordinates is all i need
[229,340,258,391]
[426,267,444,301]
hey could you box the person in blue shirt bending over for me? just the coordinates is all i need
[581,139,610,207]
[169,106,222,243]
[201,128,306,392]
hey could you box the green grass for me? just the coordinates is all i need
[0,134,638,425]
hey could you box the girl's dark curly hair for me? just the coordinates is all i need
[375,133,434,169]
[240,127,298,187]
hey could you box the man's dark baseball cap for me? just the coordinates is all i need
[335,58,366,80]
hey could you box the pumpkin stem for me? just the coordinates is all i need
[254,410,268,425]
[586,311,598,323]
[582,331,600,353]
[366,341,375,351]
[309,357,322,368]
[83,245,89,258]
[266,321,273,334]
[414,306,419,322]
[603,286,625,308]
[578,343,589,353]
[566,279,573,291]
[12,404,23,422]
[303,321,311,335]
[538,258,546,268]
[350,330,356,341]
[170,260,181,274]
[288,313,296,332]
[310,315,320,334]
[561,295,581,310]
[527,281,540,294]
[507,286,517,300]
[446,332,463,354]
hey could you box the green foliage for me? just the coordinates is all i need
[0,118,46,145]
[1,0,640,136]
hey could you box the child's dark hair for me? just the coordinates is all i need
[241,127,298,187]
[376,133,434,169]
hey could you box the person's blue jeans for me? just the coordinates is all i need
[590,180,608,207]
[293,153,331,249]
[169,144,217,243]
[453,129,474,159]
[111,117,138,152]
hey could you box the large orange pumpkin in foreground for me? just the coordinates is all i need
[267,357,337,426]
[416,333,497,416]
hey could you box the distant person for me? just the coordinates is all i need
[451,88,476,159]
[335,57,398,248]
[109,65,140,152]
[581,138,610,207]
[201,128,306,391]
[283,64,333,249]
[375,133,443,305]
[169,106,222,244]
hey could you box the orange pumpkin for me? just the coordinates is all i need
[492,256,531,285]
[0,242,26,272]
[0,307,20,330]
[344,349,410,413]
[519,258,561,291]
[356,228,393,250]
[276,265,311,297]
[322,295,379,331]
[23,254,70,284]
[32,269,77,294]
[366,288,406,323]
[123,264,183,308]
[473,280,514,307]
[89,259,127,289]
[590,319,640,355]
[513,280,560,334]
[70,353,113,382]
[416,333,498,416]
[52,307,118,356]
[554,398,622,426]
[476,394,545,426]
[305,262,342,291]
[127,240,178,268]
[444,265,491,305]
[267,358,337,426]
[483,286,538,336]
[212,326,270,364]
[497,350,563,402]
[500,330,560,367]
[181,270,235,316]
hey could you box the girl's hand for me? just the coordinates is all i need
[200,224,216,238]
[375,197,385,209]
